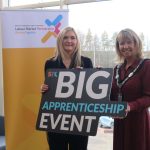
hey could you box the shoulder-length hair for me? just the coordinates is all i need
[54,26,81,67]
[115,28,143,62]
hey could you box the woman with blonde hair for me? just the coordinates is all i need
[111,28,150,150]
[41,26,93,150]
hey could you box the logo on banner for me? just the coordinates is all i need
[14,14,63,43]
[41,15,63,43]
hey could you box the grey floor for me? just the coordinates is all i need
[88,127,113,150]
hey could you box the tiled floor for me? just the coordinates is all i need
[88,127,113,150]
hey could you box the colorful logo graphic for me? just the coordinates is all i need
[41,15,63,43]
[48,71,58,78]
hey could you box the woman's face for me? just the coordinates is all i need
[118,38,138,60]
[62,30,77,55]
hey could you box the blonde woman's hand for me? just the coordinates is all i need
[76,66,83,69]
[125,103,130,117]
[41,84,48,93]
[113,104,130,119]
[95,65,103,69]
[125,103,130,113]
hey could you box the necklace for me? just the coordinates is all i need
[115,59,144,101]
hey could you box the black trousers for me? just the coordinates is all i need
[47,132,88,150]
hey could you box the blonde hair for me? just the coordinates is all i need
[115,28,143,62]
[54,26,81,67]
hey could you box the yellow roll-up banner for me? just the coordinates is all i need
[1,10,68,150]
